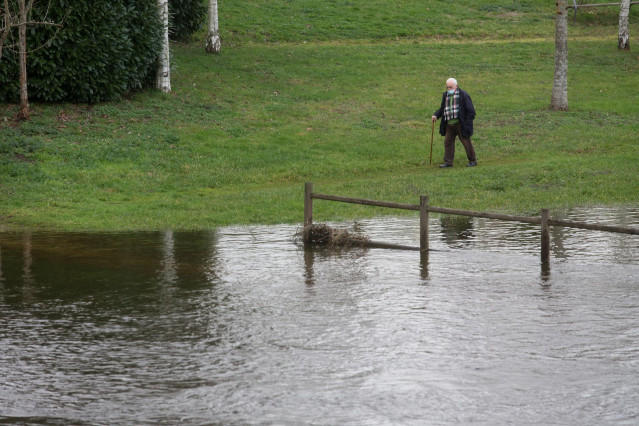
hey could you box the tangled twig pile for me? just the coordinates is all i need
[301,224,369,247]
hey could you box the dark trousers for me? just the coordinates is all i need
[443,122,476,166]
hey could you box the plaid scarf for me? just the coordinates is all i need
[443,90,460,121]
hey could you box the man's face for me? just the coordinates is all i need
[446,81,457,91]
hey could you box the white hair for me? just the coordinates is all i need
[446,78,458,87]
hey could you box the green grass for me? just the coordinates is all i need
[1,1,638,231]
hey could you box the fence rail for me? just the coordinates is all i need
[568,2,639,7]
[310,193,420,212]
[303,182,639,264]
[567,1,639,21]
[547,218,639,235]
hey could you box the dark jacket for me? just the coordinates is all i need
[433,88,476,138]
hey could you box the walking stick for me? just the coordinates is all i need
[429,120,434,165]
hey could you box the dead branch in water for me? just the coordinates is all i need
[300,224,369,247]
[299,224,419,251]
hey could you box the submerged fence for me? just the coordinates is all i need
[303,182,639,263]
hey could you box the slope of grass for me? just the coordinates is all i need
[1,1,638,231]
[217,0,635,43]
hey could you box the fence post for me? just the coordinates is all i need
[420,195,429,253]
[304,182,313,243]
[541,208,550,264]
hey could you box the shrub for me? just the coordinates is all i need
[169,0,207,41]
[0,0,163,103]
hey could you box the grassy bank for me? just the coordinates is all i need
[1,1,638,231]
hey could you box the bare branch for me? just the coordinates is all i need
[1,0,65,61]
[0,0,12,60]
[1,0,66,121]
[22,20,61,26]
[26,0,34,14]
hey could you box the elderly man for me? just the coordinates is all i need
[431,78,477,168]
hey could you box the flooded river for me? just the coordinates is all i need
[1,207,638,425]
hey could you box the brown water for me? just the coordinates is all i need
[1,207,638,425]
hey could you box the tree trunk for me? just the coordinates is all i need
[17,0,29,120]
[0,0,12,61]
[156,0,170,92]
[551,0,568,111]
[618,0,630,50]
[205,0,220,54]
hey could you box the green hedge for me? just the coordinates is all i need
[169,0,207,41]
[0,0,163,103]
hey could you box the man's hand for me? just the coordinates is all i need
[431,115,437,123]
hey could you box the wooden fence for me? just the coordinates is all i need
[303,182,639,264]
[567,1,639,22]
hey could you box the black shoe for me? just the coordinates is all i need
[467,161,477,167]
[439,163,453,168]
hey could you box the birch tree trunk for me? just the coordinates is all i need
[156,0,170,92]
[17,0,29,119]
[551,0,568,111]
[618,0,630,50]
[205,0,220,54]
